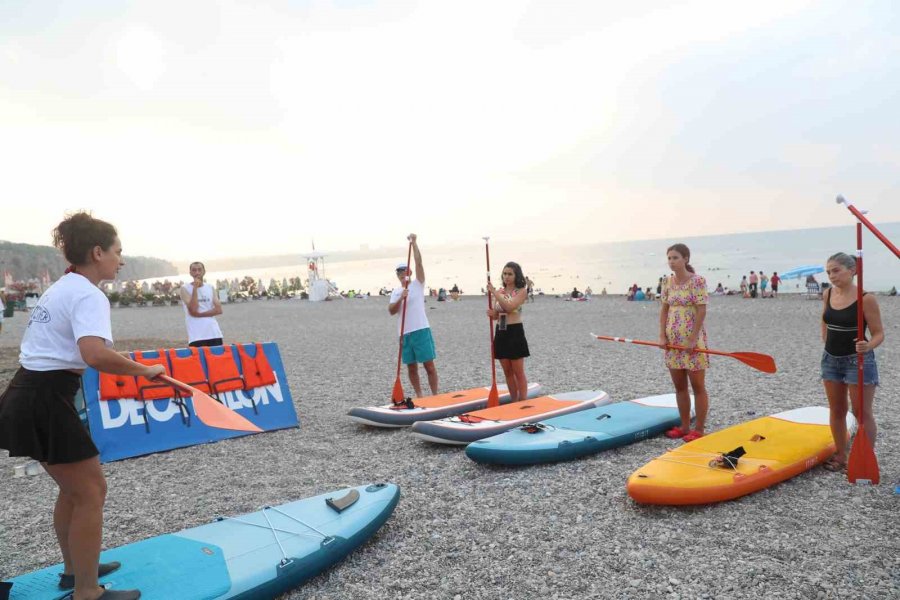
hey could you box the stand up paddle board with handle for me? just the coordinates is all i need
[410,390,610,445]
[348,383,541,427]
[5,484,400,599]
[466,393,693,466]
[627,407,857,505]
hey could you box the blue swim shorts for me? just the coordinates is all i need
[821,350,879,386]
[401,327,436,365]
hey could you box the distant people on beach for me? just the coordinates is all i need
[634,288,646,301]
[806,273,822,298]
[0,212,164,600]
[659,243,709,443]
[180,261,224,347]
[657,277,664,300]
[714,282,725,295]
[526,276,535,302]
[584,286,593,298]
[601,287,607,296]
[571,287,582,299]
[820,252,884,472]
[487,262,530,401]
[760,271,769,298]
[740,276,749,298]
[388,234,438,398]
[770,272,781,298]
[450,283,460,301]
[890,286,897,296]
[748,271,759,298]
[645,287,655,301]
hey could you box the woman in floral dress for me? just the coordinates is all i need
[658,243,709,442]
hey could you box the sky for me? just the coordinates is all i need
[1,1,899,261]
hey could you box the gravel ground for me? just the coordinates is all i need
[1,294,898,599]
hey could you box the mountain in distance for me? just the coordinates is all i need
[0,240,177,281]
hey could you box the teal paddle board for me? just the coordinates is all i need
[466,394,692,465]
[5,483,399,599]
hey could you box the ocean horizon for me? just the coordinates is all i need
[143,222,900,296]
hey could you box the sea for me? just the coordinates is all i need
[142,223,900,296]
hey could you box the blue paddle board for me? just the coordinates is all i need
[466,394,692,465]
[5,483,399,599]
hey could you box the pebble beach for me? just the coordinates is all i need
[1,294,898,599]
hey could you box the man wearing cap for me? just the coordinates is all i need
[388,233,438,397]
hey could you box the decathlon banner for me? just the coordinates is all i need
[82,342,299,463]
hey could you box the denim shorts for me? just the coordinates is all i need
[821,350,879,386]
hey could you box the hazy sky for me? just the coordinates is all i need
[2,1,899,261]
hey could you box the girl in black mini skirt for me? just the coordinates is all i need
[487,262,530,401]
[0,213,165,600]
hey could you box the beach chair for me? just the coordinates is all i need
[806,281,821,300]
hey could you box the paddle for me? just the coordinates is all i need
[590,334,777,374]
[847,222,880,484]
[484,237,500,408]
[160,375,262,432]
[837,195,900,259]
[391,240,414,404]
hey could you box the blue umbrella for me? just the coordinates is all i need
[778,265,824,280]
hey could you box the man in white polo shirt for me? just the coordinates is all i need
[388,234,438,397]
[179,261,224,347]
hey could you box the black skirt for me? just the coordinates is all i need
[0,367,98,465]
[494,323,530,360]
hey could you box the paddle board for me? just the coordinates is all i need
[466,393,692,465]
[627,407,858,505]
[410,390,610,445]
[6,483,400,599]
[347,383,541,427]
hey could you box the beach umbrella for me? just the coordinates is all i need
[778,265,824,280]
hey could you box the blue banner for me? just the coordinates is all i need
[82,342,299,462]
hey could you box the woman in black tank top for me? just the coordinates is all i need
[820,253,885,472]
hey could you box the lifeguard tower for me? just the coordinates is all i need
[305,251,337,301]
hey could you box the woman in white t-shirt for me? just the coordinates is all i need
[0,213,163,600]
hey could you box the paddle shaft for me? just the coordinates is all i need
[839,197,880,484]
[856,222,865,420]
[394,241,414,381]
[838,195,900,258]
[161,374,192,395]
[595,335,733,358]
[484,239,499,393]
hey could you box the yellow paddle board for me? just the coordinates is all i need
[627,407,857,505]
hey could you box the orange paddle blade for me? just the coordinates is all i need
[486,383,500,408]
[162,375,262,433]
[847,426,880,484]
[391,378,405,403]
[725,352,777,374]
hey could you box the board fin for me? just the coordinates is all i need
[326,489,360,513]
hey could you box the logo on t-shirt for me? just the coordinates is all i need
[30,306,51,324]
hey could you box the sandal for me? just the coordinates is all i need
[665,426,686,439]
[682,430,704,442]
[823,457,847,473]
